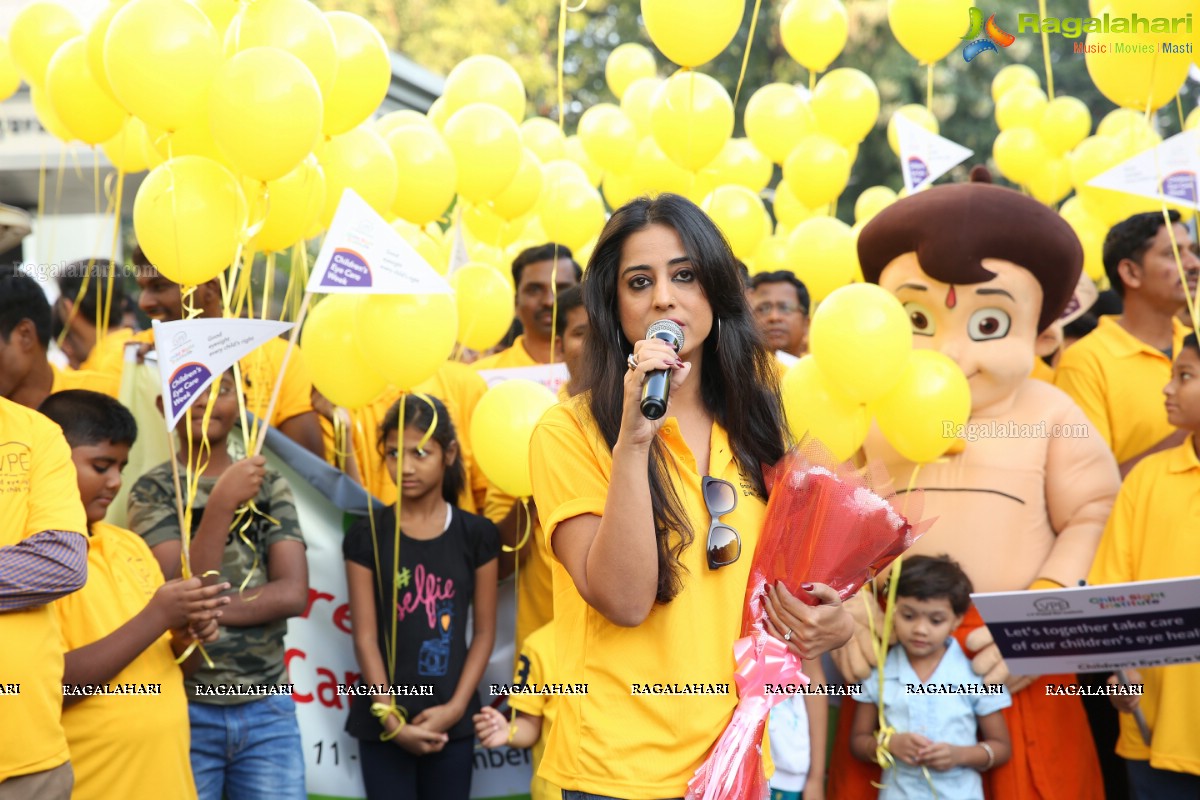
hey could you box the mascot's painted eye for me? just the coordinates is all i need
[903,302,936,336]
[968,308,1011,341]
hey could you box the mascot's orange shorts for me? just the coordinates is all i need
[827,605,1103,800]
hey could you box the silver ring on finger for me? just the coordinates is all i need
[627,353,639,371]
[783,628,793,642]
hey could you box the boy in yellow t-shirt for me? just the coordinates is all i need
[1088,333,1200,796]
[473,622,562,800]
[0,395,88,798]
[38,390,229,800]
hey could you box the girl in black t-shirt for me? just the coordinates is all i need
[343,394,499,800]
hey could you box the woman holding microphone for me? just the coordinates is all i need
[523,194,853,800]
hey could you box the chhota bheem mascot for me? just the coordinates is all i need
[827,173,1121,800]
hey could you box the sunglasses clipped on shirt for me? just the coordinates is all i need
[703,476,741,570]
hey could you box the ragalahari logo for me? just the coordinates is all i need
[962,8,1015,62]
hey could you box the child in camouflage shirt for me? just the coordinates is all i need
[128,370,310,800]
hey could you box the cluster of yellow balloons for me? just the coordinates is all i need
[1084,0,1196,111]
[7,0,393,284]
[782,284,970,464]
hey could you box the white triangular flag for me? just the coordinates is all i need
[308,189,452,294]
[153,318,293,431]
[1086,129,1200,211]
[895,114,973,194]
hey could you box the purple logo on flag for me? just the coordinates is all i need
[320,248,373,288]
[168,362,212,420]
[908,157,929,187]
[1161,171,1198,206]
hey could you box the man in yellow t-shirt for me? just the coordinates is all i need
[0,269,119,409]
[39,390,228,800]
[1055,210,1200,476]
[119,246,325,458]
[0,395,88,798]
[1087,333,1200,794]
[52,258,134,375]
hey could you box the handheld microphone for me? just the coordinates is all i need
[640,319,685,420]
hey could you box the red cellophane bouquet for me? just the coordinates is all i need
[686,439,932,800]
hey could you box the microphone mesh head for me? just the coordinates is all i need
[646,319,685,352]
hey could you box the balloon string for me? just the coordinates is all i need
[556,0,568,132]
[410,393,440,453]
[388,396,406,703]
[732,0,763,109]
[104,162,126,343]
[1036,0,1053,100]
[808,70,816,92]
[925,64,933,113]
[261,251,275,320]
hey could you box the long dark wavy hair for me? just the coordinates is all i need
[575,193,788,603]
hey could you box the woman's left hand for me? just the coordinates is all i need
[763,581,854,660]
[411,702,464,734]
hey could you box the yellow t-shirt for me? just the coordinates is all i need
[1054,316,1188,464]
[55,522,196,800]
[50,362,120,398]
[330,361,488,513]
[529,397,768,799]
[485,486,552,654]
[508,622,562,800]
[1087,436,1200,776]
[80,327,134,377]
[472,336,539,371]
[0,397,87,781]
[1029,356,1055,384]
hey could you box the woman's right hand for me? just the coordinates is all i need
[390,720,449,755]
[619,337,691,447]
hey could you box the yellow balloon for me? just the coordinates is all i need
[0,38,20,102]
[451,263,516,350]
[1069,134,1152,226]
[85,2,123,102]
[786,217,858,305]
[8,1,82,87]
[317,126,398,227]
[248,156,325,253]
[356,293,457,390]
[520,117,567,163]
[782,133,851,209]
[605,43,656,100]
[386,125,457,226]
[640,0,744,68]
[1096,108,1159,148]
[991,64,1041,102]
[225,0,337,99]
[995,84,1047,132]
[603,170,640,210]
[1085,0,1191,111]
[578,104,638,174]
[781,355,869,461]
[302,295,389,409]
[133,155,248,285]
[701,185,768,261]
[992,127,1048,187]
[887,104,938,156]
[620,76,663,139]
[744,83,816,165]
[210,47,323,182]
[887,0,973,65]
[871,350,971,463]
[101,116,152,173]
[811,68,880,147]
[444,103,522,204]
[30,83,73,141]
[543,160,592,190]
[470,379,557,498]
[428,97,451,130]
[749,235,791,275]
[45,36,125,145]
[538,177,606,251]
[772,178,817,228]
[463,204,507,245]
[631,137,694,198]
[854,186,897,225]
[491,148,544,221]
[376,110,434,138]
[780,0,849,73]
[444,54,526,124]
[105,0,222,131]
[1060,197,1110,283]
[322,12,390,136]
[808,282,912,403]
[694,139,772,197]
[146,112,227,166]
[1038,96,1091,156]
[650,71,734,171]
[192,0,238,37]
[1028,157,1072,206]
[563,136,604,188]
[392,219,448,275]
